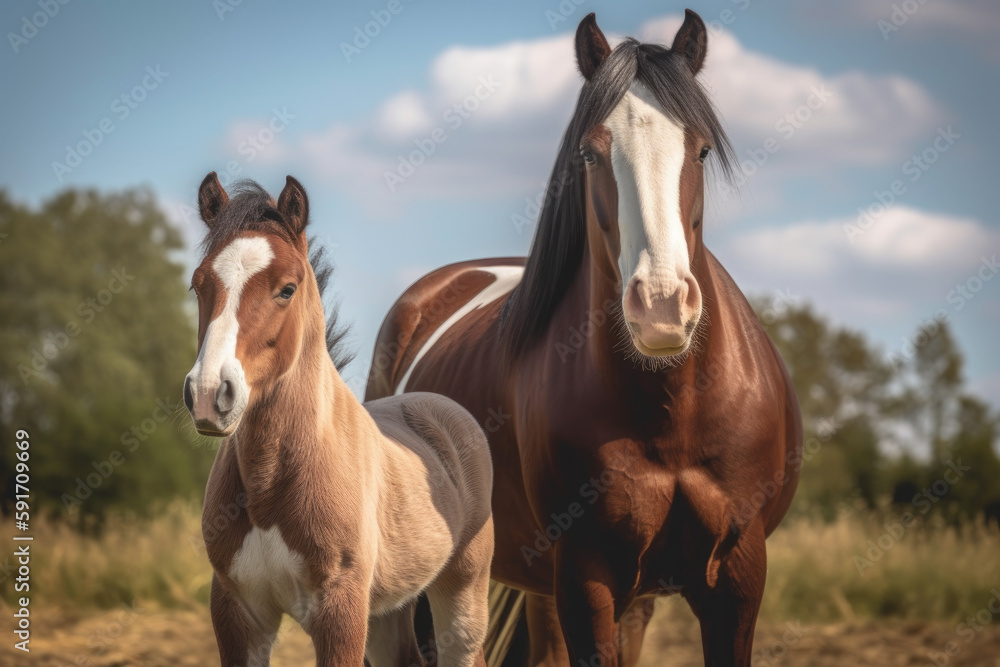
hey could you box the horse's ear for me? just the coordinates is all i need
[198,172,229,227]
[575,13,611,81]
[672,9,708,75]
[276,175,309,237]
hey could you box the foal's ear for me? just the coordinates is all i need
[276,175,309,237]
[575,13,611,81]
[672,9,708,75]
[198,172,229,227]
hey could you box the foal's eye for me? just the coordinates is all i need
[581,149,596,164]
[698,146,711,163]
[278,284,296,300]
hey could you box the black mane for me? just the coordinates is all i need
[498,37,736,362]
[198,180,354,370]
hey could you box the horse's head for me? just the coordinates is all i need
[183,173,317,436]
[575,11,731,363]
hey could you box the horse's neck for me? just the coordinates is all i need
[231,320,372,506]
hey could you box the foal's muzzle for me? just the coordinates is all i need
[183,359,248,436]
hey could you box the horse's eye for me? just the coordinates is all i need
[278,284,296,300]
[581,149,596,164]
[698,146,711,163]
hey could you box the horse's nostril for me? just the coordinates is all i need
[215,380,235,415]
[183,377,194,413]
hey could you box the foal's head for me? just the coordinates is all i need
[183,174,321,436]
[575,11,733,363]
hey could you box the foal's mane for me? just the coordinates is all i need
[198,180,354,370]
[498,37,737,363]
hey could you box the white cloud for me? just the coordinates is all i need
[854,208,993,267]
[375,91,434,140]
[223,119,293,166]
[427,38,581,122]
[728,206,998,277]
[641,17,942,166]
[812,0,1000,59]
[729,220,846,276]
[843,0,1000,36]
[252,13,944,212]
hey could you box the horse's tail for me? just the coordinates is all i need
[484,581,527,667]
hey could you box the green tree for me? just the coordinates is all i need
[754,298,895,514]
[0,188,212,524]
[939,396,1000,521]
[902,320,964,461]
[754,295,1000,521]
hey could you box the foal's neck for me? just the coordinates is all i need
[231,303,364,504]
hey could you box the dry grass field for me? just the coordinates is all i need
[3,504,1000,665]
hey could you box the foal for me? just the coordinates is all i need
[184,173,494,667]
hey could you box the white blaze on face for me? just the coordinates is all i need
[605,82,701,353]
[606,81,689,301]
[187,236,274,419]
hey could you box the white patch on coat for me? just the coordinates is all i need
[229,525,315,626]
[395,266,523,395]
[604,82,690,299]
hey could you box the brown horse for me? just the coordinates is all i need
[184,173,495,666]
[366,11,802,667]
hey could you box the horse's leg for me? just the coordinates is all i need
[425,518,493,667]
[618,597,656,667]
[367,600,426,667]
[524,593,569,666]
[210,573,280,667]
[683,520,767,667]
[310,579,371,667]
[553,548,622,667]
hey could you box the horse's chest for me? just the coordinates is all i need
[227,525,316,626]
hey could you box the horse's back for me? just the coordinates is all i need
[365,257,525,400]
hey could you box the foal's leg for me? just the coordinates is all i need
[366,600,426,667]
[683,520,767,667]
[210,573,281,667]
[425,518,493,667]
[309,580,371,667]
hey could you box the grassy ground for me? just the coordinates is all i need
[3,504,1000,664]
[3,601,1000,666]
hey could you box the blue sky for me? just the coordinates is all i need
[2,0,998,407]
